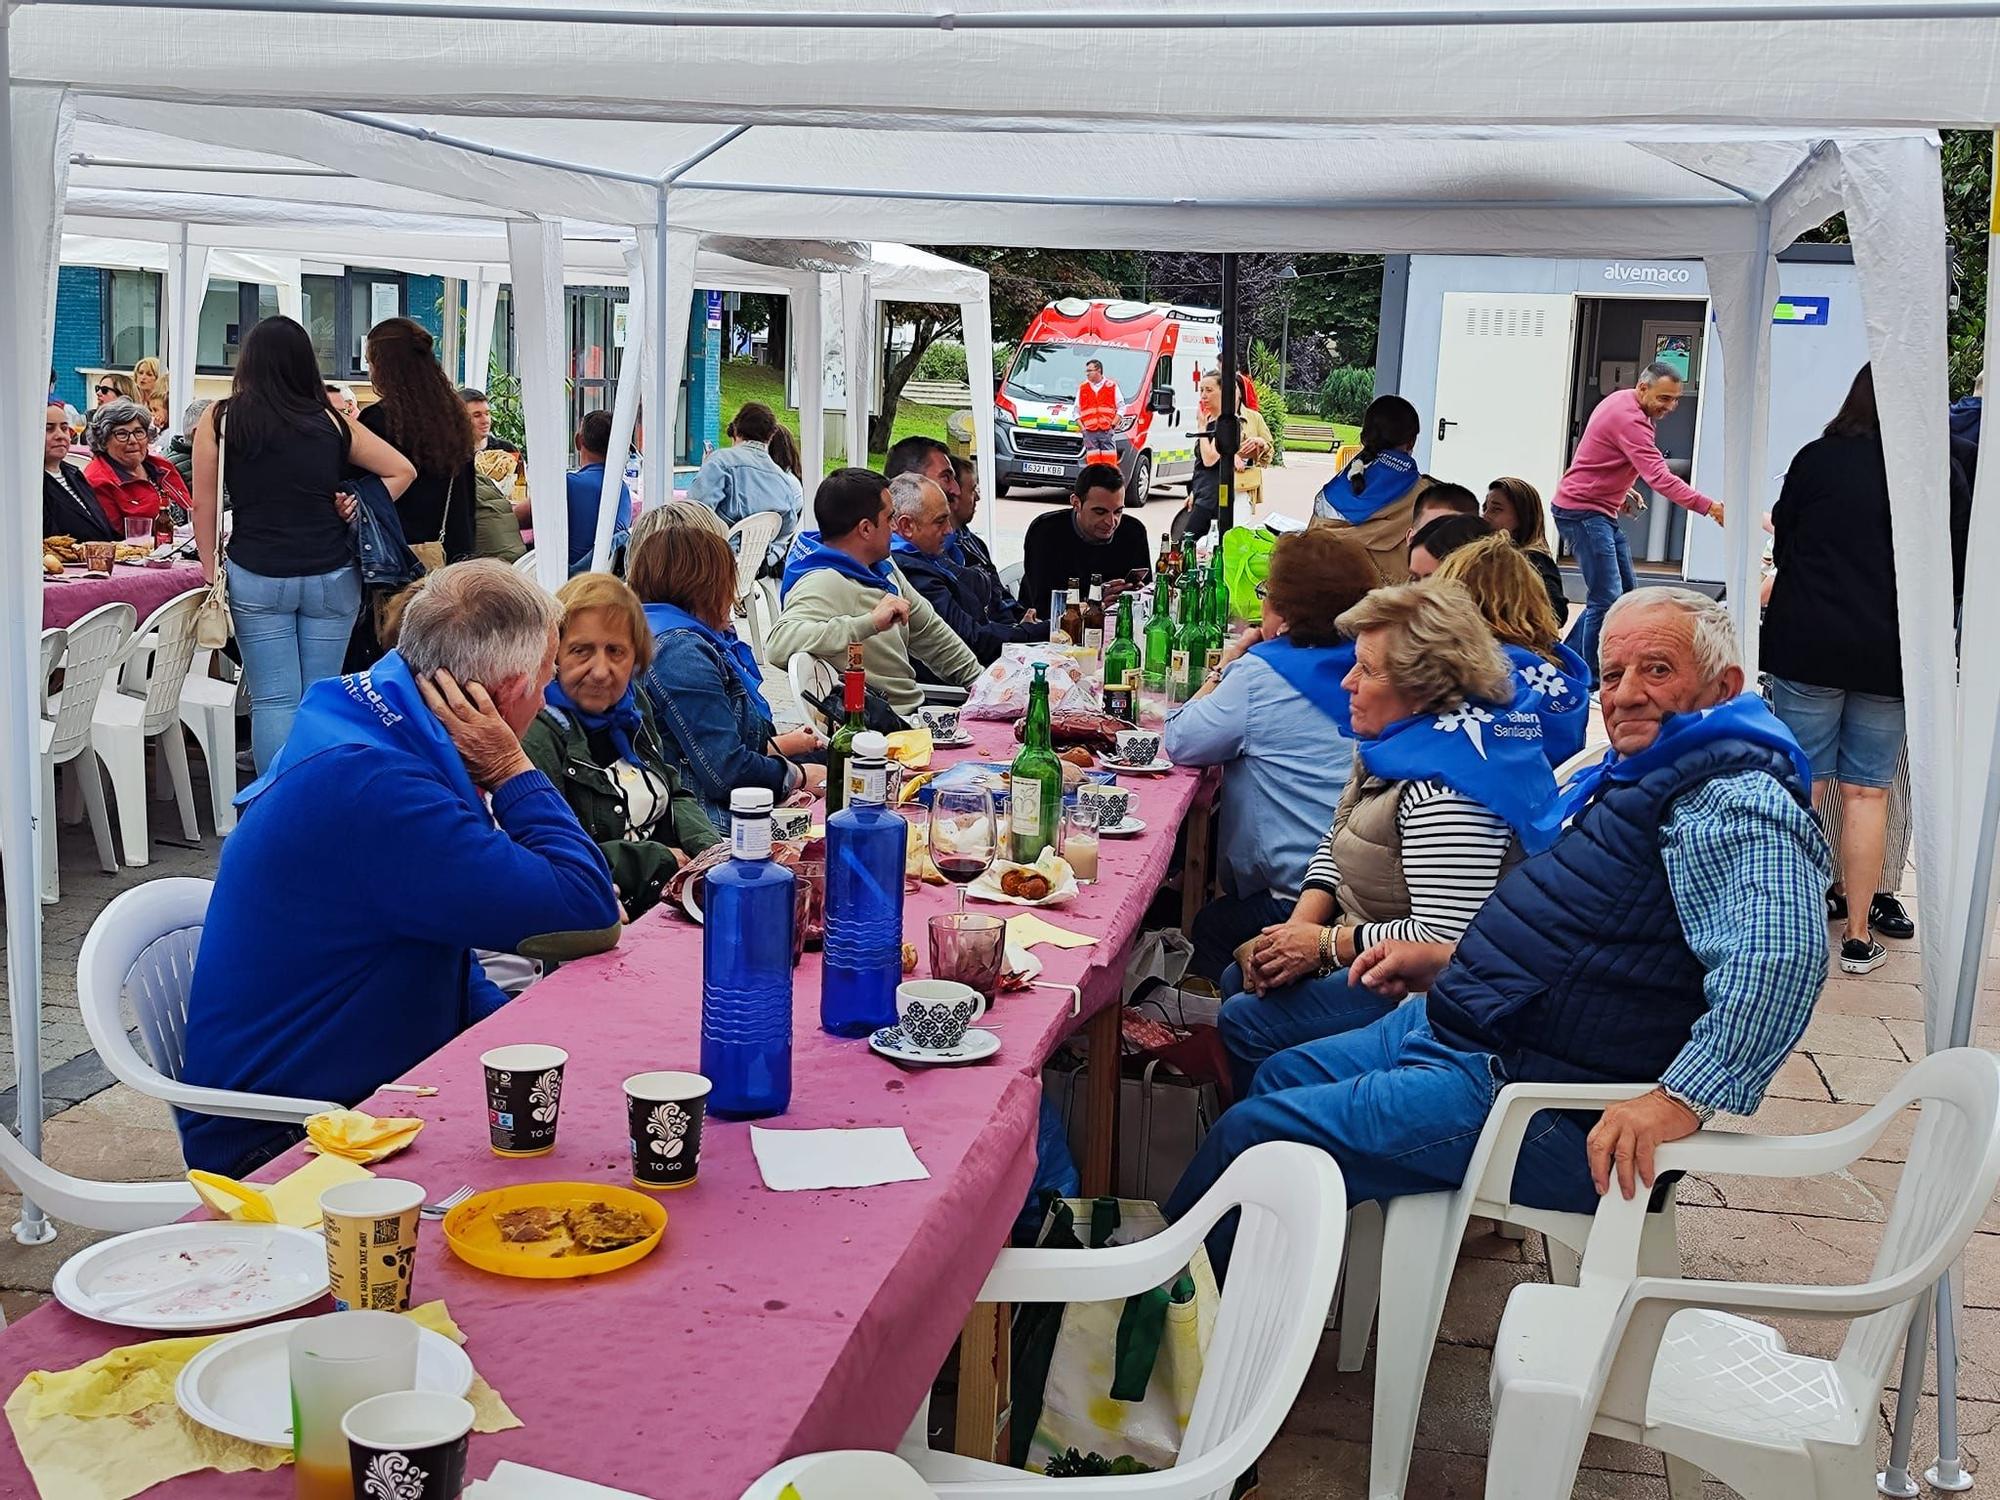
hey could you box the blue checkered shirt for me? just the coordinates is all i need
[1657,770,1832,1116]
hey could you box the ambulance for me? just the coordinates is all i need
[993,299,1221,506]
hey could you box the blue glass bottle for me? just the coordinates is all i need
[701,788,796,1117]
[821,732,906,1037]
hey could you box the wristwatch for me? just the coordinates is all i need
[1660,1084,1716,1124]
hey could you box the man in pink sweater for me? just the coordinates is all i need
[1552,361,1726,685]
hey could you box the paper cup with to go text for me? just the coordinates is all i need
[319,1178,425,1313]
[625,1072,712,1191]
[481,1043,568,1156]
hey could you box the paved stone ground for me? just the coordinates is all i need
[1,463,1992,1494]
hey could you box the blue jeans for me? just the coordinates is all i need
[1164,1003,1597,1277]
[1553,508,1634,688]
[1189,891,1293,984]
[1767,677,1906,790]
[1217,964,1396,1100]
[228,561,362,772]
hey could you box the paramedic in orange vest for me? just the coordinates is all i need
[1076,358,1123,469]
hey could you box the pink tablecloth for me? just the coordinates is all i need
[0,717,1205,1500]
[41,562,205,630]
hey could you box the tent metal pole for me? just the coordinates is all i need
[675,181,1738,215]
[661,125,749,186]
[1216,252,1237,540]
[317,110,660,187]
[71,155,352,177]
[0,6,53,1249]
[24,0,2000,29]
[650,187,670,481]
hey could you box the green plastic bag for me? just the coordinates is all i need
[1221,525,1280,625]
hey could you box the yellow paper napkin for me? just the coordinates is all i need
[304,1108,425,1164]
[188,1152,372,1227]
[5,1300,520,1500]
[1006,912,1097,951]
[882,726,934,770]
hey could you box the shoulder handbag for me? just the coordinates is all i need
[407,469,456,574]
[194,420,231,649]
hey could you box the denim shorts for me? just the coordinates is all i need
[1768,677,1906,789]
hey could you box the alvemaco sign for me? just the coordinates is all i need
[1603,262,1695,285]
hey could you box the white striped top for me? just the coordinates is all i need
[1302,778,1514,947]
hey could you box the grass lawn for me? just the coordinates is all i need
[718,358,957,474]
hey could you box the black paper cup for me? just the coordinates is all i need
[481,1044,568,1157]
[625,1072,712,1191]
[344,1391,473,1500]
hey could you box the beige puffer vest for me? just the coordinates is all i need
[1328,772,1410,925]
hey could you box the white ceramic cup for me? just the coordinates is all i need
[1076,783,1131,827]
[1114,728,1160,765]
[919,705,961,740]
[894,978,988,1052]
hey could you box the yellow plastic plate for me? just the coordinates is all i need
[440,1181,666,1280]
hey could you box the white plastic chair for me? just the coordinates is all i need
[177,648,245,836]
[899,1140,1347,1498]
[77,876,341,1124]
[1485,1048,2000,1500]
[512,547,539,576]
[742,1451,936,1500]
[728,509,784,659]
[1337,1081,1681,1500]
[38,626,63,715]
[0,1117,198,1246]
[86,589,205,865]
[788,651,839,737]
[40,602,134,902]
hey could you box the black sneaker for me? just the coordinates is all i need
[1870,893,1916,941]
[1841,937,1887,974]
[1826,890,1848,923]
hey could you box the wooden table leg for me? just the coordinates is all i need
[954,1299,1011,1461]
[1081,1001,1120,1198]
[1179,800,1213,934]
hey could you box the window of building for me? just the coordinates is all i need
[102,269,161,369]
[196,280,281,372]
[297,269,408,378]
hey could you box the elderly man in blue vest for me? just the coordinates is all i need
[1166,586,1830,1269]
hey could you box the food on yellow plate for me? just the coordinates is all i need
[567,1201,652,1253]
[495,1206,566,1244]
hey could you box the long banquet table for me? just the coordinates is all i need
[42,562,205,631]
[0,715,1209,1500]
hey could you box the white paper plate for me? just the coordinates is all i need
[968,859,1079,907]
[177,1321,473,1448]
[869,1025,1001,1065]
[1099,817,1147,837]
[53,1222,328,1332]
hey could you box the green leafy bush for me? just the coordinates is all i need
[1318,365,1375,426]
[915,339,968,383]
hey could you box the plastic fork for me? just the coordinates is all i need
[88,1250,253,1314]
[421,1185,472,1219]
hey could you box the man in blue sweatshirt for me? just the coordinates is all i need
[179,560,623,1175]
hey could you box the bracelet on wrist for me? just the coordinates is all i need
[1317,924,1339,977]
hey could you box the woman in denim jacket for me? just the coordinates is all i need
[629,524,826,825]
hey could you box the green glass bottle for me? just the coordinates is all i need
[1008,662,1064,863]
[1142,571,1173,694]
[824,642,866,815]
[1176,582,1214,702]
[1206,553,1231,638]
[1102,592,1140,698]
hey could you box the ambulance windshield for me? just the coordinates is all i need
[1003,343,1151,406]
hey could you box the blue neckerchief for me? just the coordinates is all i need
[542,677,643,764]
[1247,637,1356,733]
[1504,643,1591,767]
[780,529,895,602]
[1315,449,1420,525]
[1537,691,1811,843]
[235,652,483,815]
[643,601,773,721]
[941,529,968,567]
[1358,694,1559,854]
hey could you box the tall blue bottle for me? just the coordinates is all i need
[821,732,906,1037]
[700,788,796,1117]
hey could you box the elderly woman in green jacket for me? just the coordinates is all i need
[521,573,720,919]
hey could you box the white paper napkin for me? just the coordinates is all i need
[467,1461,656,1498]
[750,1125,932,1191]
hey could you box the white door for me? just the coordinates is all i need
[1427,293,1577,504]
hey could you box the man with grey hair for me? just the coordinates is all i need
[888,473,1049,669]
[1552,361,1726,688]
[1169,584,1829,1273]
[179,559,621,1176]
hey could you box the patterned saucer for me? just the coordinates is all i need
[868,1025,1001,1066]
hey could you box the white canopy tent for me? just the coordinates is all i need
[5,3,2000,1488]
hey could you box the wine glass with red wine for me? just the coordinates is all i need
[929,786,997,916]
